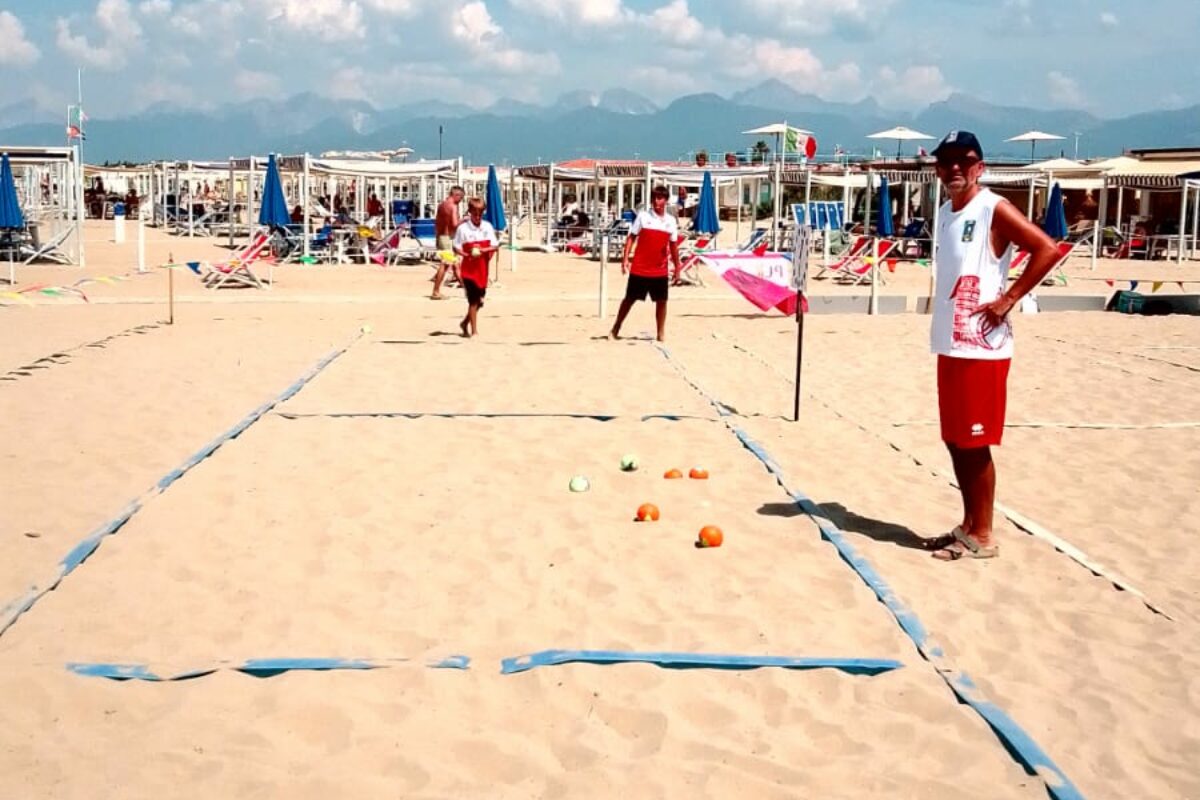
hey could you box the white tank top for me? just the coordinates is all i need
[930,189,1014,360]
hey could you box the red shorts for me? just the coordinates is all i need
[937,355,1010,448]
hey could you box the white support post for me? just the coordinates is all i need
[248,157,257,245]
[546,163,555,249]
[598,233,609,320]
[137,208,146,272]
[927,180,942,313]
[227,158,235,247]
[1091,220,1099,271]
[303,154,311,258]
[869,237,879,315]
[1179,184,1189,265]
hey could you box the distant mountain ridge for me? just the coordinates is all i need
[1,80,1196,163]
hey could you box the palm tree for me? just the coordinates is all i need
[751,140,770,164]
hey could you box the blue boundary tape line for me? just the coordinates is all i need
[0,331,364,640]
[66,655,471,681]
[500,649,902,676]
[653,343,1084,800]
[275,412,708,422]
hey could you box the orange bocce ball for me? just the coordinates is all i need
[636,503,661,522]
[663,469,683,479]
[697,525,723,548]
[689,468,709,480]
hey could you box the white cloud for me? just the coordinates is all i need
[0,11,41,67]
[1000,0,1033,29]
[449,1,559,75]
[233,69,282,98]
[1047,70,1086,108]
[507,0,629,26]
[56,0,143,70]
[1099,11,1117,27]
[136,77,194,109]
[874,65,952,108]
[362,0,424,13]
[643,0,704,45]
[740,0,894,35]
[262,0,365,40]
[139,0,172,15]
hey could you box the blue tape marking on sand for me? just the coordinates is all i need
[652,344,1084,800]
[0,332,363,641]
[430,655,472,669]
[274,412,710,423]
[66,656,465,681]
[500,649,903,676]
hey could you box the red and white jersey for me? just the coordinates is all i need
[629,209,678,278]
[931,189,1014,360]
[453,218,497,287]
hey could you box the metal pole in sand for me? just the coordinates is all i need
[137,209,146,273]
[167,252,175,325]
[599,233,609,320]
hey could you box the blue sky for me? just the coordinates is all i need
[1,0,1196,117]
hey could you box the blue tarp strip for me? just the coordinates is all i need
[652,343,1083,800]
[500,649,902,676]
[275,412,705,422]
[0,331,363,640]
[66,654,470,681]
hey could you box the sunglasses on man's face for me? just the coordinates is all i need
[936,155,981,169]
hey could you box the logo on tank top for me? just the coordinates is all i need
[961,220,976,242]
[971,423,985,436]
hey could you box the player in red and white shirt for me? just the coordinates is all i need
[452,197,499,338]
[609,185,684,342]
[924,130,1058,561]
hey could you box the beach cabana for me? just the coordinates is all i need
[0,146,83,266]
[1103,156,1200,262]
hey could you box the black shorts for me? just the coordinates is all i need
[625,274,669,302]
[463,279,486,306]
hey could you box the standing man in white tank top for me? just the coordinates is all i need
[925,131,1059,561]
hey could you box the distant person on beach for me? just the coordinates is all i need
[609,185,682,342]
[453,197,498,337]
[367,192,384,219]
[432,185,465,300]
[924,130,1058,561]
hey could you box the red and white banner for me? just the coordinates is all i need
[700,252,806,315]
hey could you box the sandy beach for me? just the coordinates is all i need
[1,221,1197,799]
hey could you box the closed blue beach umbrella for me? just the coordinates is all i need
[875,176,894,237]
[0,154,24,230]
[483,164,506,232]
[1043,182,1068,240]
[258,153,290,229]
[694,171,720,235]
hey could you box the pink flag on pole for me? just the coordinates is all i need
[700,252,806,315]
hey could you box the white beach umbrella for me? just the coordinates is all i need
[742,123,814,162]
[866,125,935,157]
[1006,130,1066,162]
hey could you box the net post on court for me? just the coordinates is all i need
[791,223,811,422]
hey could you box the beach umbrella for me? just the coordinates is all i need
[742,122,814,162]
[876,176,894,238]
[866,125,934,158]
[693,171,720,236]
[258,153,290,229]
[1007,130,1065,163]
[1043,182,1068,240]
[1,153,23,285]
[483,164,506,232]
[0,154,23,230]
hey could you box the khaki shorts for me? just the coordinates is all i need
[436,235,454,252]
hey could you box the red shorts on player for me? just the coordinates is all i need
[937,355,1010,448]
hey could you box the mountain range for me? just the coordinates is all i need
[1,79,1196,165]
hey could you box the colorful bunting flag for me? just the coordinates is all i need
[1104,280,1114,287]
[1130,280,1139,291]
[1152,281,1163,293]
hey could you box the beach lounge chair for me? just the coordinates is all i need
[1007,241,1074,286]
[813,235,870,279]
[409,218,439,260]
[21,225,74,265]
[836,238,897,285]
[191,231,272,289]
[674,234,709,287]
[897,218,931,258]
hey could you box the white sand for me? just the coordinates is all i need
[0,221,1197,798]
